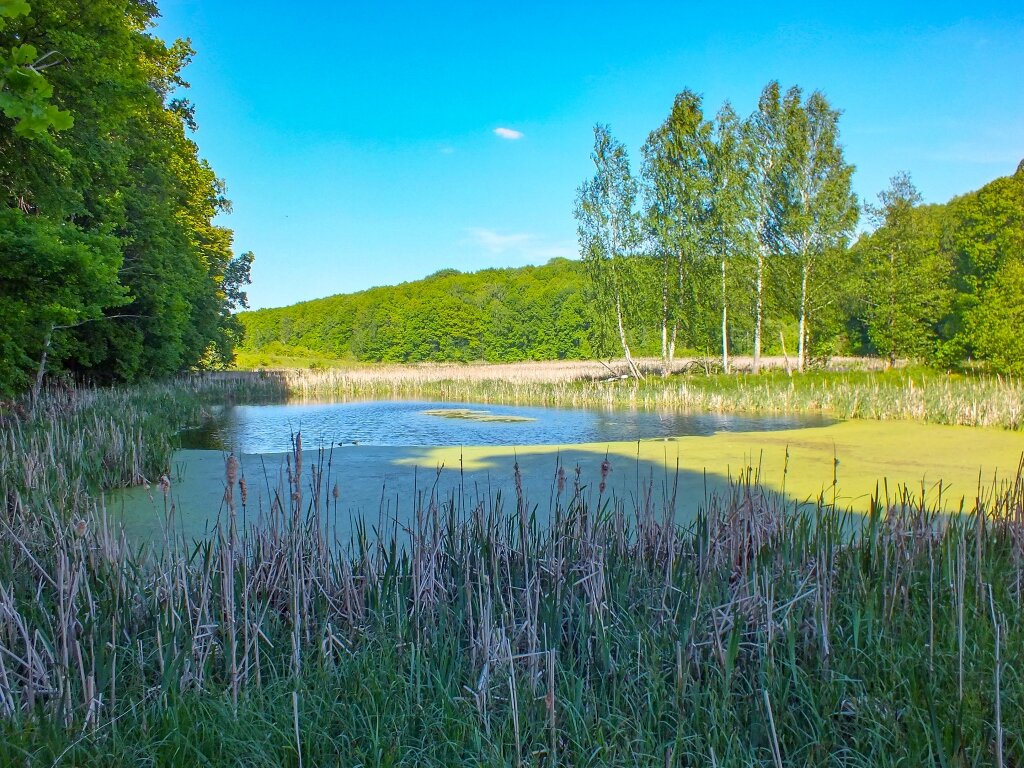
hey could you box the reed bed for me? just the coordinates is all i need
[2,426,1022,764]
[0,374,287,524]
[272,364,1024,430]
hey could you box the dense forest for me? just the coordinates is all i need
[240,149,1024,372]
[239,259,610,364]
[0,0,251,398]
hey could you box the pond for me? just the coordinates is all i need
[112,399,1024,544]
[180,399,837,452]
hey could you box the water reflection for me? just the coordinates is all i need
[180,399,836,453]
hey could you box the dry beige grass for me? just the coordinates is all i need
[228,359,1024,430]
[274,355,887,389]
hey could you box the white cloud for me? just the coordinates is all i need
[467,228,533,253]
[494,127,524,140]
[439,145,455,155]
[466,228,576,262]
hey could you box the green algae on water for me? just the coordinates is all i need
[421,408,535,423]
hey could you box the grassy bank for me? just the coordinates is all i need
[2,426,1024,764]
[266,363,1024,430]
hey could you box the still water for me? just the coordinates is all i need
[181,399,836,453]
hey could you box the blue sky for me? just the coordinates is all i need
[156,1,1024,310]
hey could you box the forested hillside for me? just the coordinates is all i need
[239,160,1023,371]
[239,259,620,364]
[0,0,251,397]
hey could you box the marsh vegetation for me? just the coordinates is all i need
[274,364,1024,430]
[1,374,1023,764]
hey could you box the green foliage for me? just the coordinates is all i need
[0,207,126,392]
[0,0,73,137]
[939,163,1024,369]
[570,82,1020,375]
[772,88,859,369]
[575,125,645,375]
[239,149,1024,376]
[641,89,718,370]
[239,258,608,364]
[854,175,952,364]
[969,259,1024,374]
[709,101,757,354]
[0,0,251,396]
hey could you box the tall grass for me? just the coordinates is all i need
[1,426,1022,764]
[273,364,1024,429]
[1,372,1021,763]
[0,374,287,523]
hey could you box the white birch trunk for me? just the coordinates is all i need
[753,246,765,374]
[798,262,809,373]
[660,262,671,377]
[720,258,729,374]
[615,292,642,380]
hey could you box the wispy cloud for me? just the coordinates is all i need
[467,228,533,253]
[439,145,455,155]
[466,228,576,262]
[493,127,524,140]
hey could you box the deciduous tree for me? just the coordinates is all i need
[774,89,857,371]
[641,90,713,376]
[857,173,951,365]
[575,125,644,379]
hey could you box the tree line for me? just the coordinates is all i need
[241,153,1022,374]
[0,0,252,399]
[576,82,1024,377]
[239,259,613,364]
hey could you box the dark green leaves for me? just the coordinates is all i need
[0,0,251,394]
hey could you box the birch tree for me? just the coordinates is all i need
[575,124,644,379]
[743,82,786,373]
[707,102,752,373]
[775,89,857,371]
[640,89,712,376]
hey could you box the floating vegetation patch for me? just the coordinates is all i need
[422,407,535,423]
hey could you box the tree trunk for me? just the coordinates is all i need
[660,262,671,377]
[661,319,678,378]
[720,258,729,374]
[753,247,765,374]
[609,256,643,381]
[660,321,668,377]
[615,293,643,380]
[798,263,809,373]
[30,326,53,414]
[779,330,792,376]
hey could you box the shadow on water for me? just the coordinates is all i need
[108,443,794,545]
[109,413,1024,546]
[110,409,1024,548]
[106,385,1024,546]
